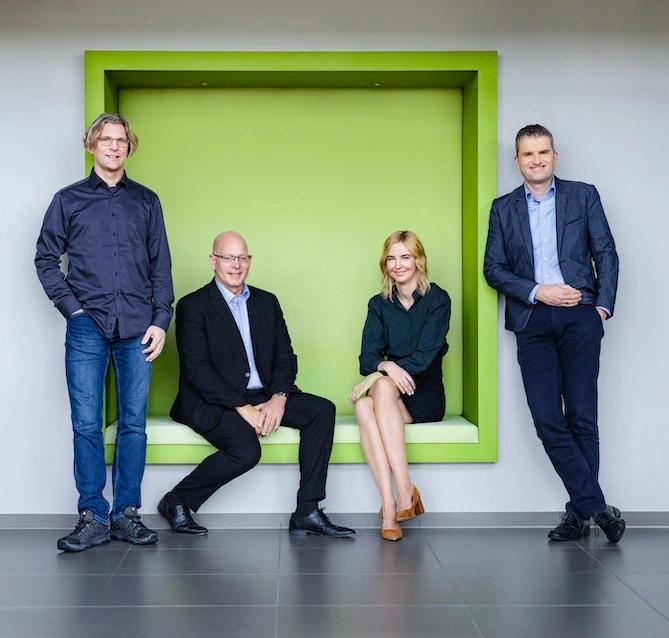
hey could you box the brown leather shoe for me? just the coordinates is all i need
[397,486,425,522]
[379,508,403,542]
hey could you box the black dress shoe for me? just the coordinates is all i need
[289,508,355,537]
[158,495,208,535]
[547,513,590,541]
[594,505,626,544]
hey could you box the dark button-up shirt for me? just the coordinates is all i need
[359,282,451,376]
[35,170,174,339]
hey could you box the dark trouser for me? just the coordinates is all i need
[168,391,335,513]
[516,303,607,519]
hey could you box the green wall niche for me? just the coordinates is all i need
[86,51,498,463]
[120,86,463,417]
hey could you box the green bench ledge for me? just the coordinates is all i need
[104,415,479,464]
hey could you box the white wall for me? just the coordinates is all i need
[1,0,667,515]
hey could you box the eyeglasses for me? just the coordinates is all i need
[98,136,129,147]
[212,254,253,264]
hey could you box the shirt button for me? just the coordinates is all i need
[245,372,250,378]
[544,257,548,261]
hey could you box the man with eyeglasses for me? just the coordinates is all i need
[35,113,174,551]
[158,231,354,537]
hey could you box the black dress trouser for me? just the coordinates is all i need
[169,391,335,512]
[515,303,607,519]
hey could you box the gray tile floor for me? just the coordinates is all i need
[1,527,669,637]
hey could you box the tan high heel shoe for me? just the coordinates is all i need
[379,508,403,541]
[397,486,425,522]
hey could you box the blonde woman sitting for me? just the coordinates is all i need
[350,230,451,541]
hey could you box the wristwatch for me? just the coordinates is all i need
[273,391,289,398]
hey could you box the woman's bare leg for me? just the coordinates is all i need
[368,376,415,511]
[354,396,398,529]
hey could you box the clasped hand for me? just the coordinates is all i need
[349,362,416,403]
[535,284,582,307]
[236,394,287,437]
[380,361,416,396]
[348,371,383,403]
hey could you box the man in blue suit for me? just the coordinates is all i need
[484,124,625,543]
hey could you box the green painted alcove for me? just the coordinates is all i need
[86,51,498,463]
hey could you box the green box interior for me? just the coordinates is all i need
[85,51,498,463]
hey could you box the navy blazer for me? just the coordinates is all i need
[483,177,619,333]
[170,279,300,432]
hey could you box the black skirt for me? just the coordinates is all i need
[398,357,446,424]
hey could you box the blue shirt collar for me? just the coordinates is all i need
[524,178,555,202]
[215,278,250,304]
[88,168,129,189]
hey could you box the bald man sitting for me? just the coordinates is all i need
[158,232,354,537]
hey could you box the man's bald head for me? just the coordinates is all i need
[209,231,252,295]
[212,231,248,255]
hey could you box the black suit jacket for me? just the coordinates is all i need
[170,279,299,432]
[483,177,619,332]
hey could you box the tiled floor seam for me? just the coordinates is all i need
[576,541,669,623]
[274,531,281,638]
[424,528,485,638]
[94,543,132,605]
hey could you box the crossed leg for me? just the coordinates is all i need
[354,376,414,530]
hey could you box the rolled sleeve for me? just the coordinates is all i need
[147,197,174,330]
[359,299,386,375]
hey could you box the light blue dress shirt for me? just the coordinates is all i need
[215,279,263,390]
[524,181,609,317]
[526,180,565,304]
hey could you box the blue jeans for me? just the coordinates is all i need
[65,313,152,523]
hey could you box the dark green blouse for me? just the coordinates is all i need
[359,283,451,376]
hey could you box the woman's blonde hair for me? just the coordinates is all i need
[83,113,139,157]
[379,230,430,300]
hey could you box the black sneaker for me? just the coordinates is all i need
[110,506,159,545]
[594,505,626,544]
[547,512,590,541]
[57,510,110,552]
